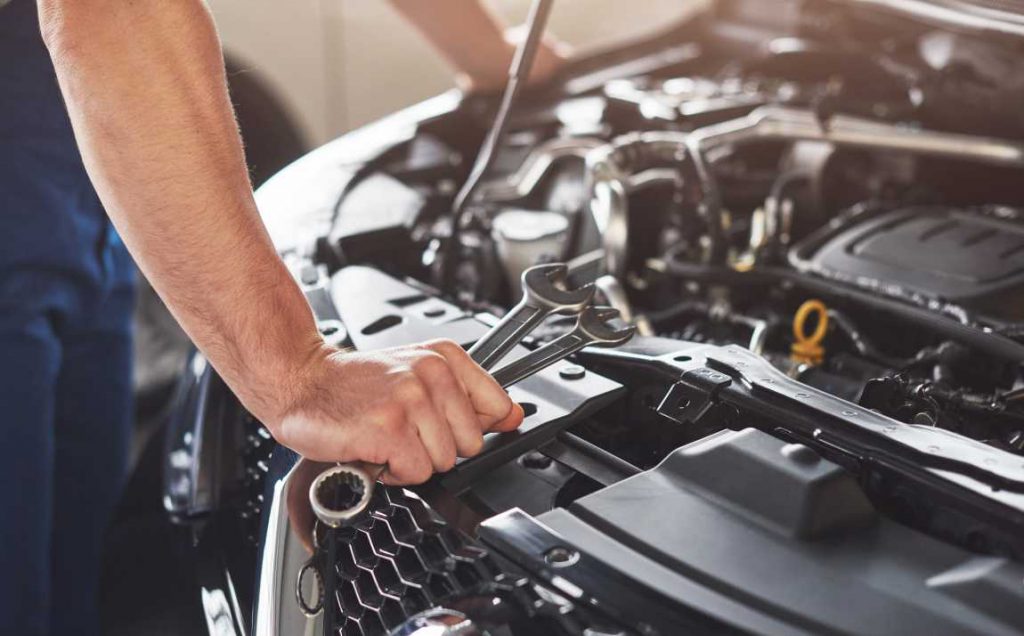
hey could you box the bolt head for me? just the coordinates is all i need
[559,365,586,380]
[521,451,553,470]
[543,546,579,567]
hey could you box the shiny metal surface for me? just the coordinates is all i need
[254,454,325,636]
[582,105,1024,279]
[593,273,656,337]
[475,137,605,202]
[490,307,636,388]
[687,106,1024,164]
[308,462,385,528]
[593,274,636,327]
[389,609,483,636]
[467,263,595,371]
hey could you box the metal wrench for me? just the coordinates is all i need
[469,263,595,371]
[491,306,636,388]
[308,308,633,527]
[309,266,596,527]
[309,461,386,528]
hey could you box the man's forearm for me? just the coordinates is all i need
[39,0,320,421]
[36,0,522,478]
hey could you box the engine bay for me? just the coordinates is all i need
[317,0,1024,469]
[166,1,1024,633]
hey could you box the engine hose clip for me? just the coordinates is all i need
[791,299,829,365]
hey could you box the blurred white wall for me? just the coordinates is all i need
[208,0,702,146]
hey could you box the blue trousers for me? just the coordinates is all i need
[2,1,138,632]
[0,267,135,636]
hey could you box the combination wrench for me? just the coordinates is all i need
[491,306,636,387]
[309,307,634,527]
[310,265,628,528]
[468,263,595,370]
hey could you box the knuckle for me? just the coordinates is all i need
[387,459,411,484]
[394,376,428,403]
[430,365,458,390]
[433,338,463,356]
[482,392,512,415]
[424,337,454,350]
[462,433,485,457]
[412,351,447,374]
[412,463,433,484]
[372,403,405,431]
[439,453,457,472]
[270,421,292,451]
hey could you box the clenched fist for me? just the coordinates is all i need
[262,339,524,485]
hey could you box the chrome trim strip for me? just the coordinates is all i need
[848,0,1024,38]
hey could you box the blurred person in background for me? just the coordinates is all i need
[388,0,567,93]
[0,0,561,634]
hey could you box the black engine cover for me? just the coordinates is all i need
[793,206,1024,320]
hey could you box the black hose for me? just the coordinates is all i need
[827,308,912,368]
[661,258,1024,364]
[644,300,711,325]
[683,137,727,263]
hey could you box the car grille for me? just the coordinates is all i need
[321,486,505,635]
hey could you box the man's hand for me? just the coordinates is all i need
[269,339,524,485]
[38,1,523,485]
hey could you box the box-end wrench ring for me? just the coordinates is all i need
[309,461,386,528]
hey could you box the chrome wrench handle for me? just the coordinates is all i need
[468,302,545,370]
[491,306,636,388]
[492,332,587,388]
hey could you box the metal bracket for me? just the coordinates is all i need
[657,367,732,425]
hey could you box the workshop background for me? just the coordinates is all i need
[214,0,695,144]
[109,2,698,634]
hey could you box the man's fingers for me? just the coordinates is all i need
[487,401,525,433]
[405,396,458,472]
[415,356,485,457]
[381,428,434,485]
[365,399,433,485]
[388,369,455,474]
[424,339,516,428]
[275,344,520,488]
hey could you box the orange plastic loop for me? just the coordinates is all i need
[791,299,829,365]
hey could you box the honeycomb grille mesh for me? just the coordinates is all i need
[319,484,619,636]
[322,486,506,636]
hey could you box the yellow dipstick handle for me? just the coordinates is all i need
[791,299,829,365]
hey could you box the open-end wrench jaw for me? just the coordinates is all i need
[469,263,596,370]
[521,263,595,313]
[577,306,636,346]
